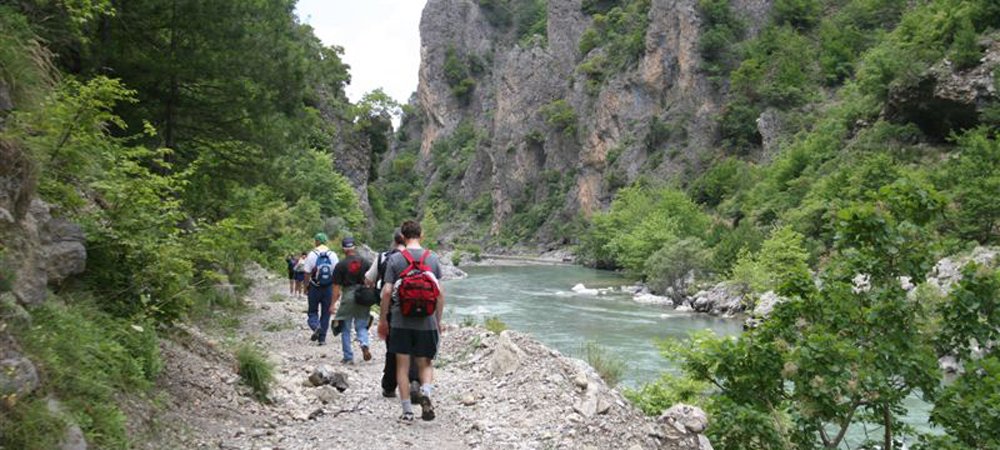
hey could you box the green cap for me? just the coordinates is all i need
[314,232,328,243]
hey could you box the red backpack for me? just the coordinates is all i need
[397,249,440,317]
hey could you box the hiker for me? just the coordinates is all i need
[302,233,338,346]
[294,252,308,296]
[329,237,373,364]
[285,254,296,295]
[378,220,445,423]
[366,229,419,398]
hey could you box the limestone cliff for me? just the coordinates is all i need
[388,0,771,246]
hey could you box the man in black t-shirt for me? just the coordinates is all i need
[330,237,373,364]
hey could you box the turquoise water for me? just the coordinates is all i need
[443,264,936,446]
[443,265,743,387]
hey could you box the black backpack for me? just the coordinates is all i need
[376,249,399,289]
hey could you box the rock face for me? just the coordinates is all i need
[885,38,1000,140]
[393,0,771,243]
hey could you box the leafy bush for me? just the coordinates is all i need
[444,47,476,104]
[237,344,274,402]
[515,0,548,44]
[625,370,710,415]
[696,0,744,80]
[576,0,650,88]
[580,185,710,273]
[730,226,811,297]
[583,341,626,386]
[484,316,508,333]
[772,0,821,30]
[643,237,712,298]
[539,99,577,136]
[940,127,1000,244]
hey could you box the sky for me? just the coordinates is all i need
[295,0,427,105]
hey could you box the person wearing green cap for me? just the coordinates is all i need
[302,232,338,345]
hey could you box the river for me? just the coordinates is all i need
[443,264,742,386]
[443,264,937,447]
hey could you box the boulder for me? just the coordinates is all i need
[490,331,523,377]
[751,291,784,318]
[688,282,747,316]
[46,398,88,450]
[659,403,709,434]
[926,246,999,295]
[885,39,999,140]
[0,357,39,399]
[307,365,349,392]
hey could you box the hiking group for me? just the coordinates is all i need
[291,220,444,424]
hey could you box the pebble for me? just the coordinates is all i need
[460,394,477,406]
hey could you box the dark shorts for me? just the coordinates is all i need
[387,328,440,359]
[287,269,295,280]
[294,271,306,281]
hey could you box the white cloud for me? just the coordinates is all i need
[296,0,427,105]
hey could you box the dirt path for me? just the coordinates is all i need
[132,266,702,450]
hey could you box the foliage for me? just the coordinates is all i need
[729,226,811,296]
[237,344,275,402]
[579,185,710,273]
[689,158,752,208]
[515,0,548,45]
[583,341,626,386]
[643,237,712,298]
[772,0,821,30]
[577,0,651,89]
[539,99,577,136]
[696,0,744,80]
[12,300,160,449]
[484,316,508,333]
[730,26,818,109]
[624,371,711,416]
[444,47,477,104]
[939,127,1000,244]
[0,396,67,450]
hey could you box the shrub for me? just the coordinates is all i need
[576,0,651,88]
[515,0,548,44]
[772,0,821,30]
[237,344,274,402]
[625,372,710,415]
[539,99,577,136]
[484,316,508,333]
[940,127,999,244]
[583,341,626,386]
[643,237,713,298]
[696,0,744,79]
[729,226,810,296]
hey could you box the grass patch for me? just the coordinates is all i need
[583,341,626,387]
[236,344,274,402]
[0,397,67,450]
[484,316,508,334]
[4,299,160,449]
[460,315,477,327]
[269,293,286,303]
[262,319,295,332]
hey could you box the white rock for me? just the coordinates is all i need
[571,283,599,295]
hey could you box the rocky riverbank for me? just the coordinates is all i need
[130,265,712,450]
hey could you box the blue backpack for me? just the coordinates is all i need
[312,251,335,287]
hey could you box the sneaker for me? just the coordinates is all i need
[310,328,320,342]
[340,358,354,365]
[398,412,415,424]
[317,341,326,346]
[418,395,435,421]
[362,346,372,361]
[382,388,397,398]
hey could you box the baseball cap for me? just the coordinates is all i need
[341,237,355,249]
[314,232,328,244]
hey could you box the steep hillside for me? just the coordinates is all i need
[377,0,771,247]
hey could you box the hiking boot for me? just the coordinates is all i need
[317,341,326,346]
[418,395,435,421]
[310,328,320,342]
[362,346,372,361]
[382,388,396,398]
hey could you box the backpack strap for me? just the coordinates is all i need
[417,250,430,271]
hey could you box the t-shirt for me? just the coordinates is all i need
[333,255,373,320]
[364,249,400,289]
[302,245,338,285]
[383,247,442,331]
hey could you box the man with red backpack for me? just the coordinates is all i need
[377,220,444,423]
[302,232,338,346]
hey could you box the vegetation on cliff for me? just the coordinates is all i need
[1,1,372,447]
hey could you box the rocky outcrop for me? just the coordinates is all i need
[3,199,87,306]
[677,281,748,316]
[924,246,998,295]
[394,0,773,244]
[885,38,999,140]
